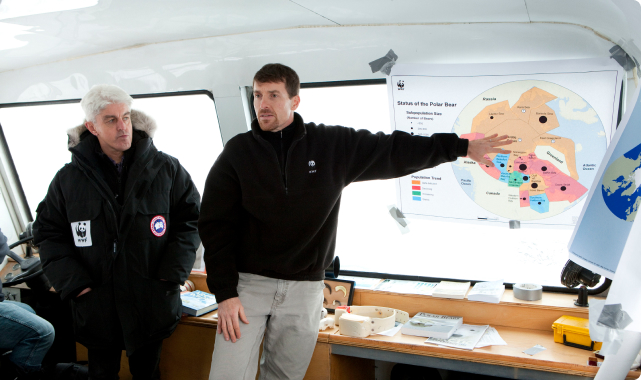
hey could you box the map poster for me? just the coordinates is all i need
[388,59,622,227]
[569,85,641,278]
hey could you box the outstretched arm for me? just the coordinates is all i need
[466,134,512,167]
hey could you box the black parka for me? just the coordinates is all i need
[33,110,201,354]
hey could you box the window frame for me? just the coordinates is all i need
[0,89,219,223]
[1,83,611,295]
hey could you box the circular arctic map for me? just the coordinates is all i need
[602,143,641,222]
[451,80,607,220]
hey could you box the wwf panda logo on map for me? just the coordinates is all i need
[150,216,167,237]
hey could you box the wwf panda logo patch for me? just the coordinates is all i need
[70,221,92,247]
[150,216,167,237]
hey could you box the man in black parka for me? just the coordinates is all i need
[33,84,201,380]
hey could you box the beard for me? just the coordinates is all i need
[257,113,281,132]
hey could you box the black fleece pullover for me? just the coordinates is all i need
[199,113,469,303]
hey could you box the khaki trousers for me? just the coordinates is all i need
[209,273,324,380]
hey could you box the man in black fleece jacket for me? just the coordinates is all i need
[199,64,511,380]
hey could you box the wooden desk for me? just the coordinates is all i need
[8,270,638,379]
[172,315,639,380]
[329,325,601,379]
[166,275,640,380]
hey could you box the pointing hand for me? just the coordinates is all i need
[467,134,512,167]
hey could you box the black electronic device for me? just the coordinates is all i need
[325,256,340,279]
[560,259,612,307]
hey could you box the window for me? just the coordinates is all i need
[132,94,223,197]
[0,92,222,219]
[296,83,571,287]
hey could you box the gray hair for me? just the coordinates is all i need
[80,84,133,122]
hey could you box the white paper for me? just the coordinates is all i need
[475,326,507,348]
[473,279,504,289]
[425,324,489,350]
[467,280,505,303]
[374,279,437,295]
[432,281,470,299]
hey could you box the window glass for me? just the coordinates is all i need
[296,84,571,286]
[0,93,222,218]
[0,102,81,216]
[132,94,223,196]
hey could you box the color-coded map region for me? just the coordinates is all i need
[452,81,605,221]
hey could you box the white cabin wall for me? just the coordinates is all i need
[528,0,631,38]
[1,0,641,239]
[0,22,622,144]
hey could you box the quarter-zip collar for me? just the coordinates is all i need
[251,112,306,141]
[258,119,296,177]
[252,113,307,193]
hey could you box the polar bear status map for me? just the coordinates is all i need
[389,60,622,226]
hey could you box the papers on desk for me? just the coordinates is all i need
[424,325,506,350]
[402,312,463,339]
[373,279,438,295]
[475,327,507,348]
[432,281,471,299]
[425,324,489,350]
[467,280,505,304]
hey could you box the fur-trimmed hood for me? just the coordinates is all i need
[67,109,157,149]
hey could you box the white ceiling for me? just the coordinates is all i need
[1,0,640,74]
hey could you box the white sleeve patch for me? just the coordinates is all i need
[71,220,92,247]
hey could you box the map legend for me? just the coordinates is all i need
[407,177,441,202]
[412,180,421,200]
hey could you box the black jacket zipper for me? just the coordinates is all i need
[74,158,120,254]
[255,124,306,196]
[283,132,305,195]
[280,131,286,190]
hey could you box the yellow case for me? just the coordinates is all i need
[552,315,602,351]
